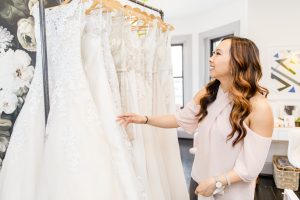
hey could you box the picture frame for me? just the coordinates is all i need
[267,47,300,100]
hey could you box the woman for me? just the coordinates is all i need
[117,36,274,200]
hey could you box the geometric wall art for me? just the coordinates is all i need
[269,49,300,99]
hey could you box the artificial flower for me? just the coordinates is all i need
[0,89,19,115]
[17,17,36,52]
[0,26,14,53]
[0,49,34,95]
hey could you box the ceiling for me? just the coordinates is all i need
[137,0,238,19]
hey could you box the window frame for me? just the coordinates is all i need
[171,43,184,108]
[171,35,193,108]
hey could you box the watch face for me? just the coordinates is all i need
[216,181,222,188]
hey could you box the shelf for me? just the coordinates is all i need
[272,127,300,141]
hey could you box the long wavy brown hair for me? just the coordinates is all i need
[196,36,269,146]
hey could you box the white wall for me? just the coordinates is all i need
[247,0,300,103]
[246,0,300,164]
[168,0,246,97]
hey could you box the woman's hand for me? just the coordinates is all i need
[195,177,216,197]
[117,113,147,128]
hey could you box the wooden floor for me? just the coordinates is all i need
[178,138,300,200]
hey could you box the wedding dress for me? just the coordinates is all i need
[110,15,188,199]
[0,1,126,199]
[110,15,170,199]
[137,25,173,200]
[81,11,144,200]
[133,23,188,200]
[109,14,150,198]
[152,30,189,200]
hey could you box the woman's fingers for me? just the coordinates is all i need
[116,118,122,122]
[195,189,210,197]
[116,115,136,126]
[116,113,145,126]
[117,113,135,118]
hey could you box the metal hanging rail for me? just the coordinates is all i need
[127,0,164,20]
[38,0,50,123]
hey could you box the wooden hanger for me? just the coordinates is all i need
[86,0,174,33]
[131,7,150,31]
[125,6,149,23]
[85,0,122,15]
[155,16,174,32]
[155,16,166,32]
[122,5,151,34]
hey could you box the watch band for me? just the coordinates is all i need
[224,174,231,186]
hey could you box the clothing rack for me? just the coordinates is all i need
[38,0,50,123]
[39,0,165,124]
[127,0,164,20]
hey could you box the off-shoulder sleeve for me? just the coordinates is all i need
[175,100,200,134]
[233,125,272,182]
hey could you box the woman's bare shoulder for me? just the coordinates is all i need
[248,93,274,137]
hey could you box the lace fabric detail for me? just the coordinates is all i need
[100,13,122,114]
[152,31,175,113]
[109,12,188,200]
[82,11,145,200]
[136,24,158,114]
[109,14,150,199]
[33,0,82,37]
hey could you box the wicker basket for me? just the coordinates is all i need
[273,155,300,191]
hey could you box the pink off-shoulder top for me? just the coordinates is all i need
[175,88,272,200]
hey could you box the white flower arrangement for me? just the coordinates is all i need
[0,90,18,115]
[0,48,35,115]
[0,26,14,53]
[17,17,36,52]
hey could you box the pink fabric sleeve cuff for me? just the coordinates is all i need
[233,127,272,182]
[175,100,200,134]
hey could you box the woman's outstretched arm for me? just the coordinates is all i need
[117,113,179,129]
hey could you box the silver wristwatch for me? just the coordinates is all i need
[214,176,223,189]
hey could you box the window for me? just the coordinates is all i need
[171,44,184,108]
[171,34,192,111]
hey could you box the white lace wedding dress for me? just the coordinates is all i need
[0,1,136,199]
[109,14,150,198]
[109,16,188,200]
[81,11,144,200]
[152,30,189,200]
